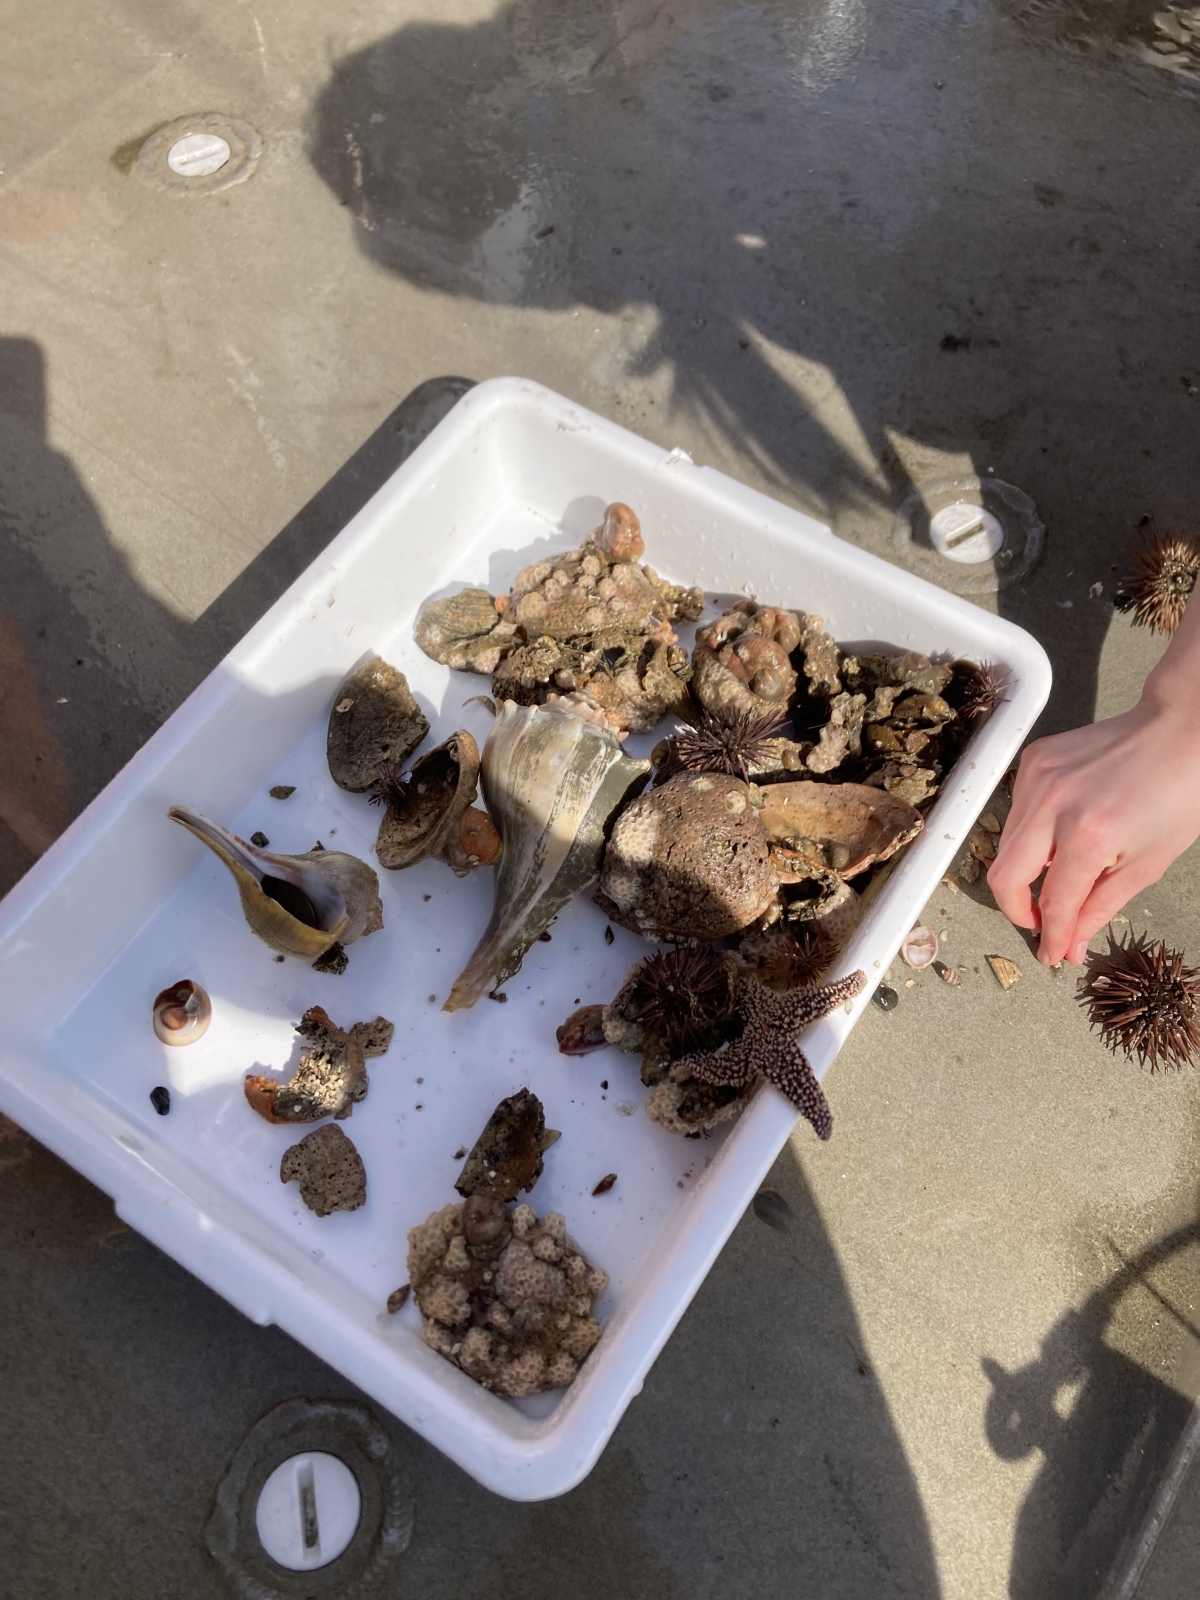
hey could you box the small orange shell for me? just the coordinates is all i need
[458,805,502,867]
[595,502,644,563]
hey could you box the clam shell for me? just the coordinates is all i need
[375,730,481,870]
[756,782,923,880]
[168,806,383,959]
[901,926,939,969]
[443,697,650,1011]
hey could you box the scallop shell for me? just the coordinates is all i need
[443,696,650,1011]
[168,806,383,959]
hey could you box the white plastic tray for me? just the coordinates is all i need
[0,379,1051,1499]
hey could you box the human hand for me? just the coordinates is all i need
[987,698,1200,966]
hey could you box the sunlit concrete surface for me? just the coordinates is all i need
[2,0,1199,1595]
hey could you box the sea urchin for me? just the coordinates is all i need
[669,706,789,783]
[955,659,1012,722]
[368,758,409,810]
[1077,931,1200,1072]
[632,946,737,1056]
[1118,519,1200,636]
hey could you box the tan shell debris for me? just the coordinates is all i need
[454,1089,556,1202]
[326,655,430,792]
[243,1006,393,1123]
[556,1004,609,1055]
[901,926,939,969]
[280,1124,366,1216]
[756,781,923,879]
[407,1200,608,1397]
[597,772,776,942]
[414,587,516,674]
[987,954,1022,990]
[372,731,485,873]
[152,979,211,1047]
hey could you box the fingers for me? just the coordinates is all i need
[1064,859,1166,964]
[1035,840,1120,966]
[987,809,1056,930]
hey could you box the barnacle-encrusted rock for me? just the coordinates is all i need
[327,656,430,792]
[597,772,776,942]
[280,1123,366,1216]
[691,602,801,719]
[406,1201,608,1397]
[413,506,703,736]
[244,1007,394,1123]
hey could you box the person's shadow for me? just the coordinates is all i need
[982,1218,1200,1598]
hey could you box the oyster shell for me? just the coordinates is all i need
[597,771,776,942]
[326,656,429,792]
[443,696,651,1010]
[244,1006,393,1123]
[374,730,482,871]
[756,781,923,879]
[414,588,516,674]
[455,1088,553,1201]
[168,806,383,959]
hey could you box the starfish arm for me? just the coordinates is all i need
[757,1041,832,1139]
[671,1039,758,1088]
[769,969,867,1032]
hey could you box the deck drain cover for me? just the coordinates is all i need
[135,114,260,197]
[892,476,1043,594]
[204,1399,412,1600]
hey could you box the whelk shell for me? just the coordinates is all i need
[443,695,650,1011]
[168,805,383,959]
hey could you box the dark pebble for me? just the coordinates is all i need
[312,942,348,976]
[604,925,615,945]
[487,990,508,1003]
[872,984,899,1012]
[150,1086,171,1116]
[592,1173,618,1195]
[752,1189,793,1231]
[268,785,296,799]
[250,831,269,847]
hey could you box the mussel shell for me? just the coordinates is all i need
[375,730,480,870]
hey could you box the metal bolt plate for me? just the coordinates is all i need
[135,114,261,198]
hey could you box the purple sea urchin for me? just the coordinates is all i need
[956,660,1012,722]
[743,922,842,992]
[1078,931,1200,1072]
[368,758,409,809]
[1118,519,1200,636]
[670,706,789,783]
[632,946,737,1055]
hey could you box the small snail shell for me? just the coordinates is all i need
[152,979,212,1046]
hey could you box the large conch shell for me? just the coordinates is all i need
[443,696,650,1011]
[168,806,383,959]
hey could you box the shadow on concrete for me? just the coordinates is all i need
[306,0,1200,746]
[0,334,473,896]
[982,1217,1200,1600]
[0,1118,941,1597]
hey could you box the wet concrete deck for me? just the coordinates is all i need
[2,0,1199,1595]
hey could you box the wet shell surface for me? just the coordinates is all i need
[443,696,650,1010]
[901,926,939,969]
[152,979,211,1046]
[756,782,923,879]
[168,806,383,960]
[598,772,776,943]
[326,655,430,792]
[375,730,481,871]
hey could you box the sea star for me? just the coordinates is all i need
[669,970,866,1139]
